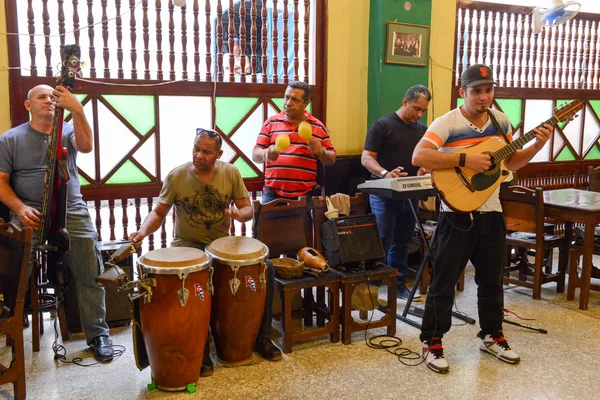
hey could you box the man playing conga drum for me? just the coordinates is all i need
[129,128,282,375]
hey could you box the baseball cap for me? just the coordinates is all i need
[460,64,498,88]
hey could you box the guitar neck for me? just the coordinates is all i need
[492,116,558,163]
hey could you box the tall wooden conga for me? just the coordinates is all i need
[137,247,212,391]
[205,236,268,366]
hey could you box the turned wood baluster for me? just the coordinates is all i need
[588,21,598,90]
[87,0,96,78]
[497,12,507,86]
[526,13,535,87]
[101,0,110,78]
[168,0,175,80]
[228,0,235,82]
[121,199,129,239]
[108,199,116,241]
[303,0,310,82]
[456,7,465,84]
[554,25,564,89]
[240,1,247,83]
[541,22,551,88]
[216,0,224,82]
[282,0,289,84]
[293,0,299,81]
[272,0,279,84]
[462,9,472,71]
[472,10,481,63]
[73,0,80,46]
[593,21,600,90]
[58,0,66,54]
[261,1,268,83]
[147,197,155,251]
[531,15,540,88]
[193,0,200,81]
[95,200,103,241]
[574,19,585,88]
[250,0,258,83]
[135,198,142,256]
[116,0,124,79]
[181,4,188,81]
[130,0,138,79]
[143,0,150,80]
[161,219,167,249]
[508,13,517,87]
[205,0,212,81]
[480,10,489,65]
[156,0,163,80]
[583,20,593,89]
[559,24,569,88]
[42,0,52,76]
[489,11,499,81]
[513,13,523,87]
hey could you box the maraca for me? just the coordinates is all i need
[275,134,290,152]
[298,121,312,141]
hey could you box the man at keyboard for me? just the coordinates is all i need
[361,85,431,300]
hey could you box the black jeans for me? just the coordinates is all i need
[420,212,506,343]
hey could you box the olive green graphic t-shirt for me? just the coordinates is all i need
[158,161,249,246]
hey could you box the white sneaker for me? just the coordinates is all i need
[479,331,520,364]
[422,338,449,374]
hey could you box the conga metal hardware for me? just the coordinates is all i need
[259,263,267,290]
[229,264,241,295]
[177,275,190,306]
[207,266,215,295]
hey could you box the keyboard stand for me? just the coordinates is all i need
[396,200,476,329]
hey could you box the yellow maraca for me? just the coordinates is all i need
[298,121,312,141]
[275,134,290,152]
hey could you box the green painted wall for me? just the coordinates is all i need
[367,0,432,127]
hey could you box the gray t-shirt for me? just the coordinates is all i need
[159,160,249,246]
[0,122,86,210]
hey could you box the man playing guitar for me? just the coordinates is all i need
[411,64,552,374]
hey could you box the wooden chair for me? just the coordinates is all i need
[567,166,600,310]
[501,185,568,299]
[253,197,339,353]
[0,218,33,400]
[311,194,398,344]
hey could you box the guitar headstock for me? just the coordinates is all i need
[57,44,81,89]
[555,100,584,123]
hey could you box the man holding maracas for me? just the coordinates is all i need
[252,81,336,204]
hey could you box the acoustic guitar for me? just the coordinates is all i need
[432,100,584,213]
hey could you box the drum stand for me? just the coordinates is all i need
[395,200,476,329]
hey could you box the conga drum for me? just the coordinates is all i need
[205,236,269,366]
[137,247,213,391]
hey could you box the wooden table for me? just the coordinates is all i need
[544,189,600,310]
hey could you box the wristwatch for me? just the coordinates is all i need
[380,169,388,178]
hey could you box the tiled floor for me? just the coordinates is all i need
[2,264,600,400]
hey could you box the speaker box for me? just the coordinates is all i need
[64,241,133,334]
[321,214,385,268]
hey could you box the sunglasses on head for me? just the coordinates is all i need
[196,128,222,143]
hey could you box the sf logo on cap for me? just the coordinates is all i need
[480,67,488,77]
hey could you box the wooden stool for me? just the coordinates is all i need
[272,273,340,353]
[332,264,398,345]
[568,245,600,310]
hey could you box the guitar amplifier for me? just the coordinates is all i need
[321,214,385,268]
[64,241,133,333]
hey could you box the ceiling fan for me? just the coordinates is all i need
[532,0,581,34]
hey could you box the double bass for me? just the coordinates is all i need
[35,45,82,277]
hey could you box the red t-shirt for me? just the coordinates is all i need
[254,110,335,197]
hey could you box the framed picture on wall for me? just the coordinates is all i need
[385,21,430,66]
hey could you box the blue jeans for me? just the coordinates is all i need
[14,207,109,344]
[260,185,321,205]
[369,194,417,286]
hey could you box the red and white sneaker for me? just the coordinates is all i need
[479,330,520,364]
[422,337,449,374]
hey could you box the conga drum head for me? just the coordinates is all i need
[138,247,210,276]
[205,236,268,266]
